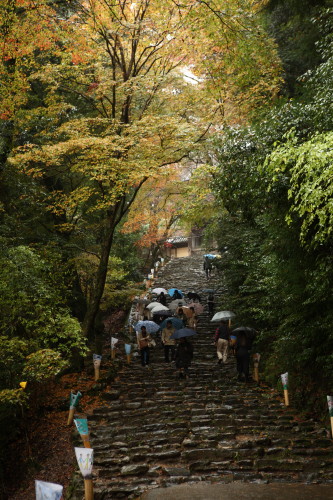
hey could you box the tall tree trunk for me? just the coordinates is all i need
[82,181,147,337]
[82,211,117,338]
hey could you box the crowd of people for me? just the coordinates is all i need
[133,280,256,382]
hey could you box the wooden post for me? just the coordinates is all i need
[281,372,289,406]
[254,365,259,382]
[253,353,260,382]
[126,354,131,364]
[327,396,333,438]
[284,389,290,406]
[82,435,91,448]
[94,367,100,381]
[84,478,94,500]
[67,408,75,426]
[111,349,116,359]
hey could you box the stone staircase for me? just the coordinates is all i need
[87,254,333,499]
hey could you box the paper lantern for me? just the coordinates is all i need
[281,372,288,389]
[75,447,93,479]
[35,480,63,500]
[70,391,82,409]
[67,391,82,425]
[74,418,90,448]
[74,418,89,436]
[93,354,102,368]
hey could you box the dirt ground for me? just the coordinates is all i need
[5,370,104,500]
[5,311,126,500]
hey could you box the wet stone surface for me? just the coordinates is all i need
[86,254,333,499]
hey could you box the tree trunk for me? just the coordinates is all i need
[82,213,117,338]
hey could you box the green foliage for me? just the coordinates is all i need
[0,388,28,409]
[22,349,69,383]
[264,0,328,95]
[265,131,333,247]
[0,336,30,388]
[38,312,89,358]
[206,13,333,413]
[101,287,143,313]
[0,244,87,388]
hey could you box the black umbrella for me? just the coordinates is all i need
[170,328,197,339]
[152,310,172,317]
[232,326,257,346]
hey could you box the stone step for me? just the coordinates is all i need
[87,254,333,498]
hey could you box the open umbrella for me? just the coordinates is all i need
[170,328,197,339]
[169,299,187,311]
[211,311,236,322]
[152,310,172,318]
[150,304,169,313]
[232,326,257,344]
[204,254,217,259]
[187,302,204,314]
[146,301,162,310]
[168,288,183,298]
[133,320,160,333]
[159,317,184,330]
[152,288,168,294]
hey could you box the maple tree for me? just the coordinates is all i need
[7,0,215,336]
[3,0,282,337]
[122,161,218,259]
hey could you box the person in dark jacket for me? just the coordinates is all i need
[214,319,230,364]
[158,292,167,306]
[235,331,251,381]
[203,257,212,278]
[207,294,214,315]
[175,338,193,378]
[187,292,201,303]
[235,329,256,382]
[173,290,182,300]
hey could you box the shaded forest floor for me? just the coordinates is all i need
[4,311,126,500]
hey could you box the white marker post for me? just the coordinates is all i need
[327,396,333,438]
[281,372,289,406]
[125,343,132,364]
[253,353,261,382]
[111,337,118,359]
[93,354,102,381]
[75,447,94,500]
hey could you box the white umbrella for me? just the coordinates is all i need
[169,299,187,311]
[134,320,160,333]
[146,301,162,310]
[211,310,236,322]
[152,287,168,294]
[150,304,169,313]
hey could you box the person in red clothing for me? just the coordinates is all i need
[214,319,230,365]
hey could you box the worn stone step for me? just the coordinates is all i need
[88,254,333,498]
